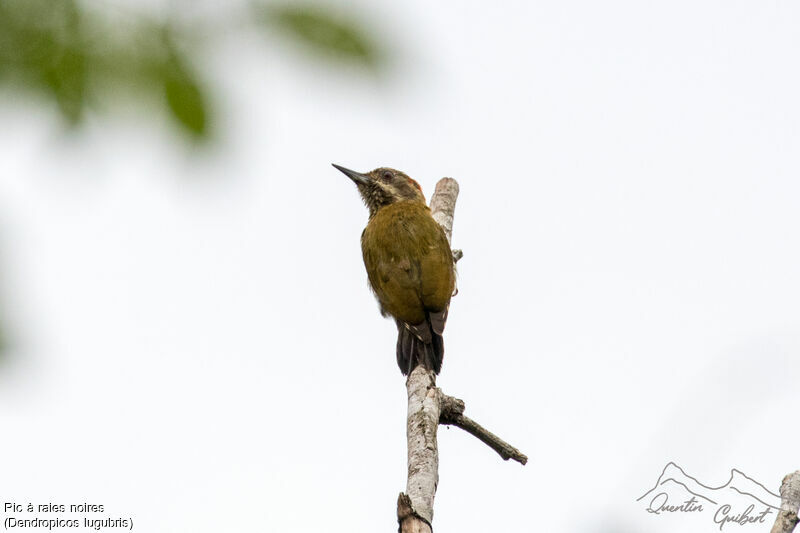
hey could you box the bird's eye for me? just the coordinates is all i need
[382,171,393,180]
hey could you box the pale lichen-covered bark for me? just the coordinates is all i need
[402,367,440,529]
[428,178,458,245]
[771,471,800,533]
[429,178,463,268]
[398,493,432,533]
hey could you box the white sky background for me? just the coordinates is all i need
[1,1,799,532]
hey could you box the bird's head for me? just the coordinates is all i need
[333,164,426,218]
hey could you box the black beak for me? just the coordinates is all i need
[332,163,370,186]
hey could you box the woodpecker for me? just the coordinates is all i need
[333,164,455,375]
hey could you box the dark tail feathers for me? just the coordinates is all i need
[395,310,447,375]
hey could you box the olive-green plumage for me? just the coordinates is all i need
[362,200,454,324]
[333,164,455,375]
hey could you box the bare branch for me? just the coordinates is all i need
[397,178,457,532]
[771,471,800,533]
[429,178,459,245]
[398,177,525,532]
[440,393,528,465]
[403,367,440,526]
[397,493,431,533]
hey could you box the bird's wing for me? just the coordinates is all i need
[362,233,426,324]
[417,223,455,313]
[361,205,454,325]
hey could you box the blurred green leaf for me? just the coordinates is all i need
[44,44,88,124]
[0,0,211,137]
[0,0,387,142]
[0,0,89,123]
[162,51,208,139]
[262,5,380,68]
